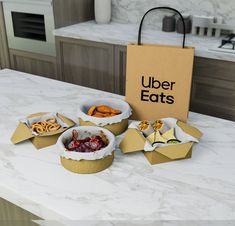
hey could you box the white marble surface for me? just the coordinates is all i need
[0,69,235,222]
[54,21,235,62]
[111,0,235,26]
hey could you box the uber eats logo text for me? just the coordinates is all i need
[141,76,175,104]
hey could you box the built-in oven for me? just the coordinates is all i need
[3,0,56,56]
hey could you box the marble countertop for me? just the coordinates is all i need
[54,21,235,63]
[0,69,235,222]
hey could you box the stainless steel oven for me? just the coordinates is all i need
[3,0,56,56]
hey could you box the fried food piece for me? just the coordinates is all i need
[138,120,150,131]
[111,109,122,115]
[72,129,78,141]
[110,113,118,117]
[87,105,122,117]
[93,112,108,118]
[48,123,61,132]
[37,121,47,127]
[96,105,121,115]
[31,118,61,135]
[138,120,154,137]
[87,105,97,116]
[32,123,45,134]
[152,120,164,131]
[100,131,109,145]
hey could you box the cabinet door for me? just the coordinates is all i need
[9,49,57,79]
[53,0,94,28]
[191,57,235,121]
[0,3,10,68]
[57,38,115,93]
[0,198,41,224]
[114,45,127,95]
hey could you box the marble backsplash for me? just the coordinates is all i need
[111,0,235,27]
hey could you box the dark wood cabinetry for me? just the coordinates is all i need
[0,198,41,223]
[57,37,124,94]
[0,3,10,69]
[9,49,57,80]
[56,38,128,94]
[53,0,94,28]
[114,45,127,95]
[191,57,235,121]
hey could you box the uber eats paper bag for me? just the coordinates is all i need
[125,7,195,122]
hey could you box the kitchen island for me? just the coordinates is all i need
[0,69,235,222]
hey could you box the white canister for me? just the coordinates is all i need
[95,0,111,24]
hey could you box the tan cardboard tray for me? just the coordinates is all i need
[79,118,128,136]
[11,112,75,149]
[60,152,114,174]
[119,121,203,165]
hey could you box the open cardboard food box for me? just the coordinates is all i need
[11,112,75,149]
[119,121,203,165]
[57,126,116,174]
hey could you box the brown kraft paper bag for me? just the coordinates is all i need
[125,7,195,122]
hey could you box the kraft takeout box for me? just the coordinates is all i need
[60,153,114,174]
[11,112,75,149]
[78,98,132,136]
[119,121,203,165]
[57,126,116,174]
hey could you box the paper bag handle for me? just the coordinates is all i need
[138,7,186,48]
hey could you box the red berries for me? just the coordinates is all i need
[66,135,107,153]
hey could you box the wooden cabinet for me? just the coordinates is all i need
[191,57,235,121]
[57,38,127,94]
[0,3,10,69]
[57,37,120,93]
[0,198,41,224]
[9,49,57,80]
[114,45,127,95]
[53,0,94,28]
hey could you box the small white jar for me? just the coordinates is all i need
[95,0,111,24]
